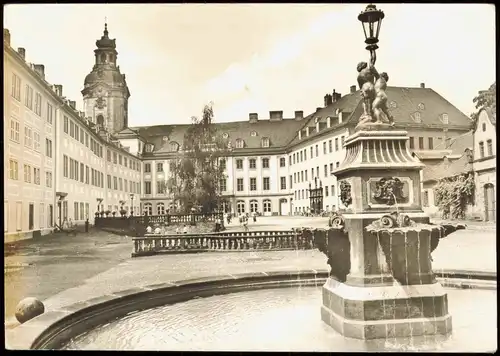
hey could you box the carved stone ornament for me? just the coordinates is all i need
[95,97,107,110]
[372,177,405,205]
[339,180,352,207]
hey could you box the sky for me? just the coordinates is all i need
[4,4,496,126]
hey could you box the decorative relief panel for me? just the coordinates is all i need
[339,180,352,207]
[367,177,413,207]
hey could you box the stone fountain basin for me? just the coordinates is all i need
[8,270,496,352]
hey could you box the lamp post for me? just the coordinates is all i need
[357,4,385,51]
[130,194,134,216]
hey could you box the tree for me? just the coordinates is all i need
[470,82,496,127]
[166,103,228,214]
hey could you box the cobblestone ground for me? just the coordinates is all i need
[4,217,496,321]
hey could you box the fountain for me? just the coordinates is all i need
[7,5,495,352]
[306,4,465,340]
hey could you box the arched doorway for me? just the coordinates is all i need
[484,183,496,222]
[236,200,245,214]
[279,198,289,216]
[249,200,258,213]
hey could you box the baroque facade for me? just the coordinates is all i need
[3,25,476,241]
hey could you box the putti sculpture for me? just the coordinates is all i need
[301,4,465,341]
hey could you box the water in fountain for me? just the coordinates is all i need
[61,286,496,351]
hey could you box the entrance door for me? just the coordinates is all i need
[48,205,53,227]
[484,184,496,222]
[29,203,34,230]
[279,199,289,216]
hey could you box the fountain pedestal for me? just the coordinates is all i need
[317,129,460,340]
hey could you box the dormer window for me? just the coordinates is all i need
[250,131,257,137]
[261,137,270,148]
[389,101,397,108]
[169,141,179,152]
[412,112,422,123]
[235,139,244,149]
[162,136,169,143]
[418,103,425,110]
[146,144,154,153]
[222,132,229,139]
[441,113,449,125]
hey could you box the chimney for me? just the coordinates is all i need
[269,110,283,121]
[420,83,425,88]
[17,47,26,60]
[324,94,333,107]
[332,90,342,102]
[294,111,303,120]
[33,64,45,79]
[4,29,10,46]
[249,113,258,124]
[69,101,76,109]
[54,85,63,97]
[350,85,356,94]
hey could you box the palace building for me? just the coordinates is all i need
[4,24,478,241]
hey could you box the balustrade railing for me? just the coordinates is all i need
[131,230,315,257]
[95,213,224,231]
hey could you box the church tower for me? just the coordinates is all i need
[82,23,130,134]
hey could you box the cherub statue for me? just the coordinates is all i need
[356,49,378,122]
[372,70,394,125]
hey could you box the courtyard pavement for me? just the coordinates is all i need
[4,216,497,326]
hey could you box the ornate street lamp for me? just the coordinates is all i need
[358,4,385,51]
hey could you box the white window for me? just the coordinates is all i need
[34,131,41,152]
[24,164,31,183]
[157,203,165,215]
[39,203,45,229]
[9,159,19,180]
[143,203,153,216]
[24,126,33,148]
[263,177,270,191]
[235,139,244,149]
[262,158,270,169]
[442,113,449,125]
[33,168,41,185]
[236,200,245,214]
[46,139,53,158]
[46,172,53,187]
[35,93,42,116]
[25,84,33,109]
[10,119,20,142]
[80,202,85,221]
[261,137,270,148]
[11,73,21,101]
[263,199,272,213]
[250,200,258,213]
[47,103,54,124]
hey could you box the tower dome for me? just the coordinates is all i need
[81,22,131,134]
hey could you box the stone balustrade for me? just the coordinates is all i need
[95,213,224,231]
[132,230,315,257]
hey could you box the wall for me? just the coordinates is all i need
[4,48,57,241]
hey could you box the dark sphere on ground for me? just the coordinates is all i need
[15,297,45,324]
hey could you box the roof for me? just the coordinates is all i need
[483,107,496,127]
[432,130,474,154]
[412,150,455,160]
[286,85,473,147]
[129,118,305,153]
[422,151,473,182]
